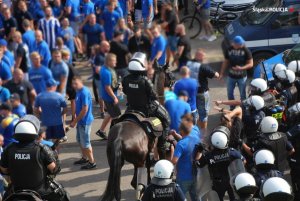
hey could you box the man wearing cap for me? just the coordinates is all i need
[11,93,26,118]
[110,30,130,78]
[128,25,151,58]
[220,35,253,109]
[34,78,67,141]
[0,39,14,70]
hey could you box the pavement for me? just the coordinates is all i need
[56,34,244,201]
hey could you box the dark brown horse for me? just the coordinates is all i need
[101,63,174,201]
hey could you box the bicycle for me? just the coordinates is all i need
[181,0,238,39]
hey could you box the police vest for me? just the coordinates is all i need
[150,183,176,201]
[282,85,298,108]
[258,133,289,172]
[6,143,47,191]
[243,110,265,140]
[206,149,231,181]
[254,169,282,188]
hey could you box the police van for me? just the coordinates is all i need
[223,0,300,66]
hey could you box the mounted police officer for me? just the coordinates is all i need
[260,177,294,201]
[195,126,245,201]
[242,116,295,172]
[0,115,69,201]
[141,160,186,201]
[122,52,171,157]
[232,172,260,201]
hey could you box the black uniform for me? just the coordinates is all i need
[197,148,245,201]
[253,169,283,189]
[252,132,294,172]
[122,73,171,151]
[0,142,68,201]
[141,183,186,201]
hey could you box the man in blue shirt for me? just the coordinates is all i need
[101,1,121,41]
[150,25,167,66]
[29,52,53,94]
[71,76,96,170]
[0,39,14,70]
[49,50,69,96]
[59,18,75,56]
[11,93,26,118]
[96,53,121,139]
[22,19,36,53]
[0,50,12,84]
[174,67,198,124]
[34,78,67,141]
[34,30,51,67]
[81,0,95,24]
[172,114,200,201]
[165,90,191,132]
[0,79,10,104]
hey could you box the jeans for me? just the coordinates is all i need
[196,92,210,122]
[227,76,247,110]
[177,179,198,201]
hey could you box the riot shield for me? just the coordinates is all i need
[228,159,246,186]
[196,165,220,201]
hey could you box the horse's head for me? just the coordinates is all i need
[153,60,175,88]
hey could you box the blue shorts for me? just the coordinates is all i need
[143,14,154,29]
[196,91,210,122]
[167,35,178,52]
[76,124,92,148]
[191,110,198,125]
[46,124,65,140]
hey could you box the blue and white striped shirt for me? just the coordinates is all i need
[38,17,60,50]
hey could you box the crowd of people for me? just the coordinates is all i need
[0,0,297,201]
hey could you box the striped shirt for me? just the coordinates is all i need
[38,17,60,50]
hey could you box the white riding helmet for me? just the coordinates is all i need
[286,69,296,84]
[262,177,293,201]
[260,116,278,134]
[234,172,257,195]
[246,95,265,111]
[254,149,275,166]
[154,160,174,179]
[211,131,228,149]
[287,60,300,73]
[273,63,287,77]
[128,52,147,71]
[250,78,268,94]
[14,115,40,141]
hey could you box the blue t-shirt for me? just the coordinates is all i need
[198,0,210,9]
[151,35,167,65]
[174,78,198,111]
[0,87,10,104]
[101,10,120,41]
[174,133,200,181]
[81,1,95,18]
[50,61,69,95]
[41,139,54,147]
[4,50,14,68]
[22,30,36,53]
[118,0,128,15]
[164,90,177,102]
[65,0,81,21]
[34,41,51,67]
[52,5,63,18]
[0,60,12,81]
[35,91,67,126]
[59,27,75,53]
[165,99,191,132]
[100,66,116,102]
[29,66,53,94]
[82,23,104,45]
[75,86,94,125]
[0,114,19,147]
[142,0,153,18]
[12,104,27,118]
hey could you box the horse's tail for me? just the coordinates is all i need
[101,131,123,201]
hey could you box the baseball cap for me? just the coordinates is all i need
[0,39,7,47]
[10,93,21,101]
[233,36,245,46]
[46,79,59,88]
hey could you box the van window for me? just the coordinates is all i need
[274,5,300,28]
[242,0,280,25]
[284,43,300,64]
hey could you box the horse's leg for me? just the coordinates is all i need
[146,154,151,184]
[131,166,138,189]
[115,158,124,201]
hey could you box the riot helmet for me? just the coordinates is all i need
[233,172,258,196]
[245,95,265,111]
[128,52,147,72]
[210,126,230,149]
[254,149,275,169]
[287,60,300,74]
[151,160,174,186]
[14,115,40,142]
[261,177,294,201]
[272,63,287,79]
[250,78,268,95]
[260,116,278,134]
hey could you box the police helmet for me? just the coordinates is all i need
[211,131,228,149]
[246,95,265,111]
[14,115,40,142]
[260,116,278,134]
[250,78,268,94]
[152,160,174,186]
[272,63,287,78]
[254,149,275,169]
[287,60,300,73]
[234,172,258,196]
[128,52,147,72]
[286,69,296,84]
[261,177,294,201]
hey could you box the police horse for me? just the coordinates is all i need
[101,62,174,201]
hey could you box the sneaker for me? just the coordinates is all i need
[96,130,108,140]
[74,158,89,165]
[81,162,97,170]
[207,35,217,42]
[198,35,208,40]
[99,112,105,119]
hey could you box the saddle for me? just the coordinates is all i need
[113,111,163,139]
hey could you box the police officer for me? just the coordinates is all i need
[0,115,69,201]
[252,149,282,190]
[122,52,171,157]
[195,127,245,201]
[141,160,186,201]
[232,172,260,201]
[260,177,294,201]
[249,78,268,96]
[242,116,295,172]
[288,60,300,102]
